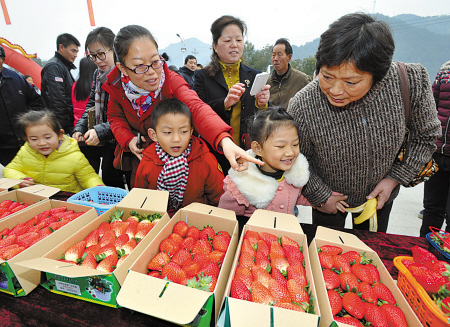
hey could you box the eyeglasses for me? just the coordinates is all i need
[87,49,112,62]
[121,58,165,74]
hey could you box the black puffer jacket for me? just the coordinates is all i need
[178,66,195,89]
[41,52,76,133]
[73,69,114,144]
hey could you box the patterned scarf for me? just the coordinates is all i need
[94,67,112,124]
[155,141,192,214]
[120,69,165,117]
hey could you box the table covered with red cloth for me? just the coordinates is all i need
[0,224,438,327]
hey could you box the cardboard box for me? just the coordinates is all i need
[18,189,169,308]
[309,226,422,327]
[117,203,239,326]
[0,200,96,297]
[0,178,22,193]
[217,209,321,327]
[0,186,61,221]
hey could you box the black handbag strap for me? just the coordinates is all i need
[397,62,412,161]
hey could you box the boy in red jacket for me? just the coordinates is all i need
[135,98,224,215]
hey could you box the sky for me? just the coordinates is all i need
[1,0,449,67]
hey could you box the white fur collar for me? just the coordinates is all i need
[228,150,309,208]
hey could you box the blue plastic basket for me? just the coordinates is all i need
[67,186,129,215]
[426,232,450,261]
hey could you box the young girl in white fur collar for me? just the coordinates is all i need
[219,107,345,222]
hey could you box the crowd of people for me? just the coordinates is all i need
[0,12,447,236]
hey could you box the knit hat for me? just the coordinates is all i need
[0,46,5,59]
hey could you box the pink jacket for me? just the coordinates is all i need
[219,150,310,217]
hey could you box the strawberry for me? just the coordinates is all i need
[8,224,28,237]
[207,275,217,292]
[241,238,256,256]
[10,204,27,213]
[251,280,274,305]
[119,239,137,256]
[255,251,271,271]
[440,296,450,314]
[212,233,230,252]
[117,254,129,267]
[342,292,365,319]
[234,266,253,289]
[99,230,116,247]
[112,221,130,238]
[0,244,18,256]
[427,260,450,275]
[85,244,101,257]
[270,240,285,260]
[173,221,189,237]
[0,227,10,238]
[256,239,270,256]
[125,221,137,239]
[186,226,200,240]
[244,230,260,246]
[98,243,117,259]
[339,272,360,292]
[96,253,118,272]
[147,271,161,278]
[49,206,67,214]
[160,238,180,256]
[272,257,290,276]
[23,216,38,229]
[168,232,184,244]
[286,265,307,287]
[352,263,376,284]
[171,248,193,266]
[341,251,362,265]
[134,220,152,241]
[380,303,408,327]
[161,262,187,285]
[334,317,364,326]
[147,252,171,271]
[16,232,39,248]
[182,261,201,279]
[412,245,437,266]
[7,201,21,211]
[192,239,212,255]
[280,235,299,248]
[97,222,110,237]
[373,282,396,304]
[27,222,46,233]
[198,226,215,241]
[238,251,255,269]
[0,200,13,207]
[48,221,67,231]
[29,235,47,247]
[409,264,446,293]
[180,237,195,251]
[284,244,304,263]
[260,232,278,247]
[64,241,86,263]
[359,281,378,304]
[35,210,50,223]
[114,233,130,250]
[208,250,225,266]
[327,289,343,315]
[319,251,334,269]
[2,246,26,260]
[252,265,272,288]
[333,254,352,273]
[230,279,252,301]
[365,263,380,283]
[323,269,341,290]
[268,278,291,304]
[198,261,220,278]
[81,252,98,269]
[192,253,209,266]
[364,302,389,327]
[320,245,343,256]
[0,235,17,248]
[287,278,309,304]
[273,302,305,312]
[401,258,413,269]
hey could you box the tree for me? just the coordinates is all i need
[242,41,273,72]
[31,57,47,68]
[291,55,316,79]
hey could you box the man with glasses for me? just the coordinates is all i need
[41,33,80,134]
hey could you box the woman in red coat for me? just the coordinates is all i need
[103,25,260,186]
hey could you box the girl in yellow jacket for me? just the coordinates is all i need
[3,110,104,193]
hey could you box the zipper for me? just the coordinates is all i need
[441,114,450,154]
[361,107,373,194]
[278,83,282,103]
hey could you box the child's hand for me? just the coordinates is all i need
[19,178,35,188]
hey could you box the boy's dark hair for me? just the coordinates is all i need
[249,107,297,146]
[17,110,62,139]
[150,98,192,130]
[315,13,394,84]
[114,25,158,65]
[274,38,292,56]
[184,55,196,64]
[56,33,80,50]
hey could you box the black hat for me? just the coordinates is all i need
[0,46,5,58]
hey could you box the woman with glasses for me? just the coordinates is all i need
[72,27,129,188]
[104,25,262,187]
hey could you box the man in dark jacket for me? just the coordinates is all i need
[0,45,42,166]
[41,33,80,134]
[178,55,197,89]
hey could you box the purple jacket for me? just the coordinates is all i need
[434,60,450,156]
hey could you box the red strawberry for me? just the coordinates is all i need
[0,200,13,207]
[286,265,307,288]
[112,221,130,237]
[38,227,52,238]
[8,224,28,237]
[241,238,256,256]
[334,316,364,326]
[364,302,389,327]
[208,250,225,266]
[380,303,408,327]
[342,292,365,319]
[239,251,255,269]
[412,245,437,266]
[0,227,10,238]
[161,262,187,285]
[256,239,270,256]
[24,216,38,229]
[333,254,352,273]
[284,244,304,262]
[147,252,171,271]
[10,204,27,213]
[7,201,21,211]
[365,263,380,283]
[287,278,309,304]
[320,245,343,256]
[168,232,184,244]
[171,248,193,266]
[272,257,290,276]
[255,251,271,271]
[268,278,291,304]
[81,252,98,269]
[49,206,67,214]
[85,244,101,257]
[272,267,288,288]
[117,254,129,267]
[64,241,86,263]
[182,261,201,279]
[192,239,212,255]
[212,233,230,252]
[135,220,152,241]
[97,222,111,237]
[270,240,285,261]
[16,232,39,248]
[341,251,362,265]
[340,272,360,292]
[99,230,116,247]
[207,275,217,292]
[29,235,47,247]
[0,235,17,248]
[192,253,209,266]
[409,264,446,293]
[252,265,272,288]
[147,271,161,278]
[84,229,100,247]
[35,210,50,223]
[180,237,195,251]
[323,269,341,290]
[0,244,19,256]
[260,232,278,247]
[427,260,450,275]
[280,235,299,248]
[373,282,396,304]
[160,238,180,256]
[319,251,334,269]
[230,279,252,301]
[244,230,260,246]
[2,246,25,259]
[251,280,274,305]
[114,233,130,250]
[359,281,378,304]
[198,261,220,278]
[327,289,343,315]
[48,220,67,231]
[118,239,137,257]
[198,226,215,241]
[173,221,189,237]
[401,258,413,269]
[186,226,200,240]
[125,221,137,239]
[98,243,117,259]
[273,302,305,312]
[352,263,376,284]
[96,253,118,272]
[234,266,253,289]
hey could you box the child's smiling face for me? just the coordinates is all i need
[149,113,193,157]
[253,125,300,173]
[25,124,63,156]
